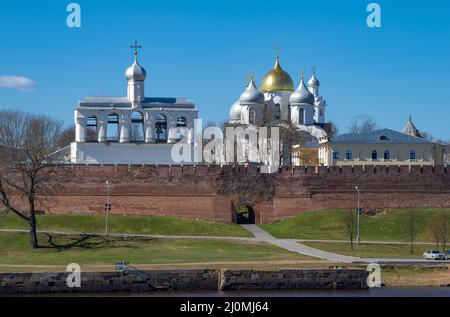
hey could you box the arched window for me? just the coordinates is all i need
[384,150,390,160]
[248,108,256,125]
[274,104,281,120]
[176,116,187,127]
[410,150,416,160]
[299,108,305,124]
[86,116,97,142]
[345,150,352,160]
[332,150,340,160]
[155,114,167,143]
[130,111,145,142]
[371,150,378,160]
[107,113,119,141]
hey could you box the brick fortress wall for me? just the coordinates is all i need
[16,164,450,224]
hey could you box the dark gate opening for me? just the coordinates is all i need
[235,205,255,224]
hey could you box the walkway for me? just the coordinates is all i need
[240,225,358,263]
[239,225,450,264]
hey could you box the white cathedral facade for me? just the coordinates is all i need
[227,56,331,165]
[229,56,329,141]
[70,49,198,164]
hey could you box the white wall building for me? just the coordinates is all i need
[319,128,445,166]
[71,48,198,164]
[228,56,330,165]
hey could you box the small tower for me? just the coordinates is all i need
[402,116,423,138]
[125,41,146,104]
[308,67,326,124]
[308,66,320,97]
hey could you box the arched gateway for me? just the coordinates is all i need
[234,205,256,224]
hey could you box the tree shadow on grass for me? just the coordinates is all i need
[40,233,155,252]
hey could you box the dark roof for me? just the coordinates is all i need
[329,129,434,145]
[76,96,195,109]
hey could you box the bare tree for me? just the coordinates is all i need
[327,121,339,138]
[420,131,433,141]
[428,216,441,249]
[342,209,356,250]
[438,211,449,252]
[0,109,63,249]
[405,210,417,254]
[278,123,308,166]
[427,212,449,251]
[56,125,75,148]
[348,118,378,134]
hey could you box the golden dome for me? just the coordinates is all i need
[260,56,295,92]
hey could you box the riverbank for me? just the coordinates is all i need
[0,261,450,296]
[0,268,368,295]
[381,264,450,287]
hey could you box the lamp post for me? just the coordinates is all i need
[105,180,110,236]
[355,185,360,245]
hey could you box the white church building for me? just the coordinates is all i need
[228,55,331,165]
[70,44,198,164]
[229,56,330,141]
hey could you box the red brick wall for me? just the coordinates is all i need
[6,164,450,223]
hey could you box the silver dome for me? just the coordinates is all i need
[229,100,242,120]
[239,78,264,104]
[125,60,147,81]
[308,74,320,86]
[290,79,314,105]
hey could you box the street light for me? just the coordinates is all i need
[105,180,111,236]
[355,185,360,245]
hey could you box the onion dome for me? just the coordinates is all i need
[125,58,147,81]
[260,56,294,92]
[239,77,264,104]
[229,100,242,120]
[308,73,320,86]
[290,74,315,105]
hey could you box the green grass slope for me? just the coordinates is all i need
[260,208,450,241]
[0,213,251,237]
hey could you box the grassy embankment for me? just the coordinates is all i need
[0,232,313,268]
[0,213,251,237]
[260,208,449,242]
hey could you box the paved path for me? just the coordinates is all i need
[0,228,257,242]
[240,225,276,240]
[239,225,450,264]
[241,225,358,262]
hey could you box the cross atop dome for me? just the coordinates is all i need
[274,46,283,59]
[130,40,142,59]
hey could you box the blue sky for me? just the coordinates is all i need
[0,0,449,140]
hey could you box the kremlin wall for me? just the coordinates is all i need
[20,164,450,224]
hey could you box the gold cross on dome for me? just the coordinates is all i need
[311,65,317,75]
[274,46,283,59]
[130,40,142,56]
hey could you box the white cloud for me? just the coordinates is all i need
[0,76,36,92]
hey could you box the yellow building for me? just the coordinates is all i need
[292,145,319,166]
[319,128,445,166]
